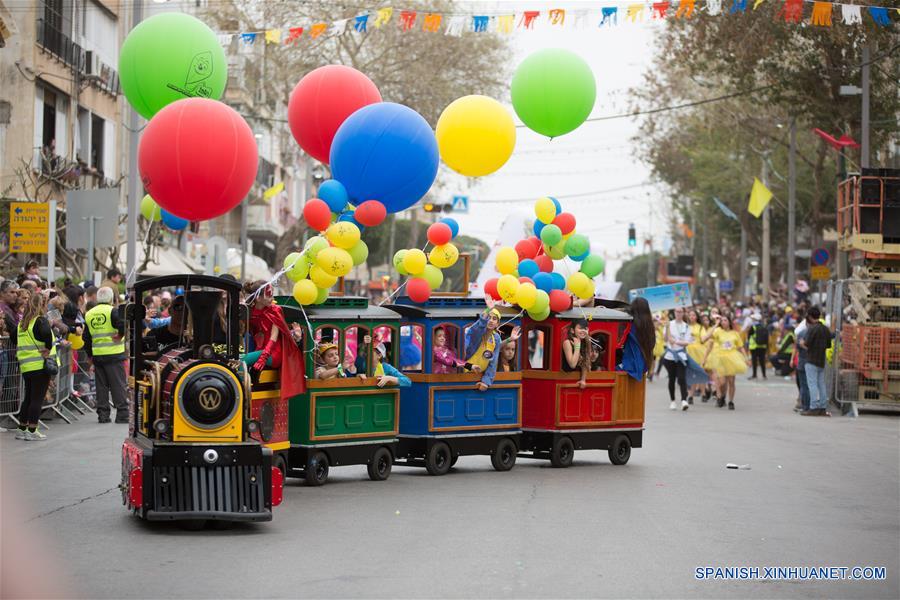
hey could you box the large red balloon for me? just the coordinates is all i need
[534,255,553,273]
[288,65,382,165]
[515,239,538,261]
[407,278,431,303]
[303,199,332,231]
[484,277,501,301]
[549,289,572,313]
[138,98,257,221]
[553,212,577,235]
[354,200,387,227]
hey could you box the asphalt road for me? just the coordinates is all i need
[2,378,898,599]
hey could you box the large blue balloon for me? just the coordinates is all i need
[330,103,439,214]
[161,209,188,231]
[533,220,545,237]
[318,179,349,214]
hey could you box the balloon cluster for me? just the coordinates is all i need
[140,194,188,231]
[484,197,605,321]
[393,219,461,304]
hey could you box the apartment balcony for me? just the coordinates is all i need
[36,19,119,95]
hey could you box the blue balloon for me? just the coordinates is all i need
[533,220,545,237]
[439,217,459,239]
[337,211,364,231]
[518,259,539,279]
[330,103,439,214]
[550,272,566,290]
[533,272,554,293]
[161,209,188,231]
[571,250,589,262]
[549,196,562,215]
[318,179,349,214]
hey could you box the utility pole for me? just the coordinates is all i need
[761,158,771,301]
[125,0,144,288]
[739,225,747,300]
[861,44,871,169]
[788,119,797,290]
[646,198,654,288]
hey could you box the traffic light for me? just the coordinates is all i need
[423,202,452,213]
[628,223,636,247]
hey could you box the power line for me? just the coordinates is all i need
[462,182,654,204]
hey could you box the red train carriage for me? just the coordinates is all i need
[519,305,646,467]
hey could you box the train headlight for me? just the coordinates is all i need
[176,366,240,430]
[247,419,260,433]
[152,419,169,434]
[203,449,219,464]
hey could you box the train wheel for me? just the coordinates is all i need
[304,451,329,486]
[491,438,517,472]
[367,447,393,481]
[274,454,288,479]
[425,441,452,476]
[450,455,459,468]
[608,435,631,466]
[550,436,574,468]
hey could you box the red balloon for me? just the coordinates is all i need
[288,65,382,165]
[427,223,453,246]
[407,278,432,303]
[355,200,387,227]
[553,212,576,235]
[484,278,501,301]
[527,236,543,252]
[303,199,332,231]
[534,255,553,273]
[138,99,257,222]
[549,289,572,313]
[518,277,534,285]
[515,239,538,261]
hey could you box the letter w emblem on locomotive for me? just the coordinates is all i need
[198,387,222,412]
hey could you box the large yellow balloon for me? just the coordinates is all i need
[497,274,519,304]
[326,221,361,250]
[429,243,459,268]
[310,265,337,288]
[293,279,318,305]
[516,282,538,310]
[534,197,557,224]
[435,95,516,177]
[495,246,519,275]
[316,246,353,278]
[567,272,594,300]
[403,248,427,275]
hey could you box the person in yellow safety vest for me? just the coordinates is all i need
[769,325,796,376]
[747,312,769,380]
[83,286,129,424]
[463,296,504,392]
[13,291,56,441]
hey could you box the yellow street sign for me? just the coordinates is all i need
[811,266,831,281]
[9,202,50,253]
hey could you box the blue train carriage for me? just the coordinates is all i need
[270,296,402,486]
[387,297,523,475]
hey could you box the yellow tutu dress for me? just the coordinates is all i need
[653,324,665,360]
[707,329,747,376]
[686,324,709,365]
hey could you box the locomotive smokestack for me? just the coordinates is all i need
[184,291,222,354]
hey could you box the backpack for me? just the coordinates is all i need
[754,324,769,346]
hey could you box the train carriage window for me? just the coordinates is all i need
[344,326,370,376]
[314,326,341,369]
[431,323,462,374]
[498,323,519,372]
[399,324,424,373]
[526,326,551,370]
[589,332,610,371]
[373,325,395,365]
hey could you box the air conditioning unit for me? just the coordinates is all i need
[83,51,109,86]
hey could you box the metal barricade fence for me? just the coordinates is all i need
[0,336,24,426]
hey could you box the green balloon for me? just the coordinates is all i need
[565,234,590,258]
[304,236,329,260]
[528,306,551,321]
[540,224,562,246]
[531,289,550,313]
[545,242,566,260]
[393,250,409,276]
[511,49,596,138]
[423,264,444,290]
[580,254,606,278]
[284,252,309,282]
[120,13,227,119]
[141,195,161,221]
[314,286,329,304]
[348,240,369,266]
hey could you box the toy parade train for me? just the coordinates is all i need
[119,274,645,523]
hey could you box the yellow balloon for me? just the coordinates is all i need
[293,279,318,305]
[544,242,566,260]
[516,282,538,310]
[435,95,516,177]
[403,248,427,275]
[567,272,594,300]
[67,333,84,350]
[326,221,361,250]
[495,246,519,275]
[316,246,353,278]
[429,243,459,268]
[497,274,519,304]
[310,265,337,288]
[534,197,557,224]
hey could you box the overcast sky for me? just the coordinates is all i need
[442,1,670,280]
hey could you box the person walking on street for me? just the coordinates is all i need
[663,307,693,411]
[793,309,811,412]
[13,291,56,441]
[83,287,129,423]
[704,314,747,410]
[748,312,769,380]
[800,306,831,417]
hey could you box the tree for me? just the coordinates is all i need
[616,253,658,300]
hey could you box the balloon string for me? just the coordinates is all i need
[378,278,409,306]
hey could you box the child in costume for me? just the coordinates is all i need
[432,326,465,374]
[463,296,504,391]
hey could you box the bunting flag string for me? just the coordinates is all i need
[223,1,897,49]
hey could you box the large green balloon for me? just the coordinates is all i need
[511,49,596,138]
[141,194,161,221]
[120,13,227,119]
[580,254,606,278]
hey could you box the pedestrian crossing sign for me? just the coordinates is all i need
[451,195,469,213]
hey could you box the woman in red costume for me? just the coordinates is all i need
[241,280,305,397]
